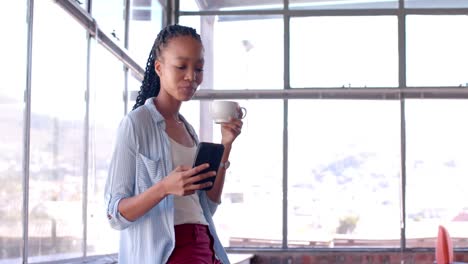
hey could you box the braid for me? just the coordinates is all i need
[132,46,159,110]
[132,24,202,110]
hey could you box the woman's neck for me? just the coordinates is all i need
[154,91,182,122]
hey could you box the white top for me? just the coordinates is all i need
[169,137,209,226]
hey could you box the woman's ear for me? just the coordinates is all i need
[154,59,162,77]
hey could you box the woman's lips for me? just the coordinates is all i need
[180,82,198,92]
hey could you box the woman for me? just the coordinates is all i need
[104,24,242,263]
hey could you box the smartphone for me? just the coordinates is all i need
[192,142,225,190]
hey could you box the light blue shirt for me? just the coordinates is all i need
[104,97,230,264]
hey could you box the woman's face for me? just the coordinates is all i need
[155,35,204,102]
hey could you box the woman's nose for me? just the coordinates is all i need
[184,70,197,82]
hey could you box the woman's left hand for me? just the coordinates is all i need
[220,117,243,146]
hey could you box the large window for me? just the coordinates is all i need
[180,0,468,251]
[2,0,162,262]
[128,0,163,66]
[180,0,283,11]
[127,0,164,112]
[406,15,468,87]
[290,16,398,88]
[178,15,284,90]
[288,100,401,247]
[213,17,283,90]
[182,99,284,247]
[0,1,27,262]
[92,0,126,45]
[289,0,398,9]
[212,100,284,247]
[405,99,468,248]
[28,1,87,261]
[86,43,125,257]
[6,0,468,262]
[405,0,468,8]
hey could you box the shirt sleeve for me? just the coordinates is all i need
[104,115,138,230]
[200,190,221,216]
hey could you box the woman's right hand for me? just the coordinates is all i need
[162,163,216,196]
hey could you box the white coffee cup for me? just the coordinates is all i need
[209,101,247,124]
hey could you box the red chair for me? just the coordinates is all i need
[436,225,454,264]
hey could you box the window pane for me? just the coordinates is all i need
[180,100,201,135]
[207,100,283,247]
[180,0,282,11]
[86,44,124,256]
[405,100,468,248]
[405,0,468,8]
[290,0,398,9]
[129,0,163,68]
[0,1,27,262]
[180,16,284,90]
[406,15,468,87]
[128,75,143,114]
[127,0,163,105]
[29,1,87,261]
[288,100,401,248]
[92,0,125,45]
[290,17,398,88]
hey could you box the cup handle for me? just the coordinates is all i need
[239,107,247,119]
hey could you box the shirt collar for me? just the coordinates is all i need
[143,97,198,144]
[144,97,165,123]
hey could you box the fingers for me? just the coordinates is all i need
[184,163,210,176]
[175,163,208,177]
[228,117,243,127]
[184,171,215,193]
[179,163,216,185]
[222,120,242,135]
[177,163,216,180]
[179,180,212,195]
[187,170,216,185]
[171,165,216,195]
[192,181,213,191]
[186,180,213,192]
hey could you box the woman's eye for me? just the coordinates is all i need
[175,65,203,72]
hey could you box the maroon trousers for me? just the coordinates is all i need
[167,224,222,264]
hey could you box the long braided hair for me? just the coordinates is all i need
[132,24,202,110]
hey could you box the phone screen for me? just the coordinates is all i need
[192,142,225,190]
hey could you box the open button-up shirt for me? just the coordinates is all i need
[104,97,229,264]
